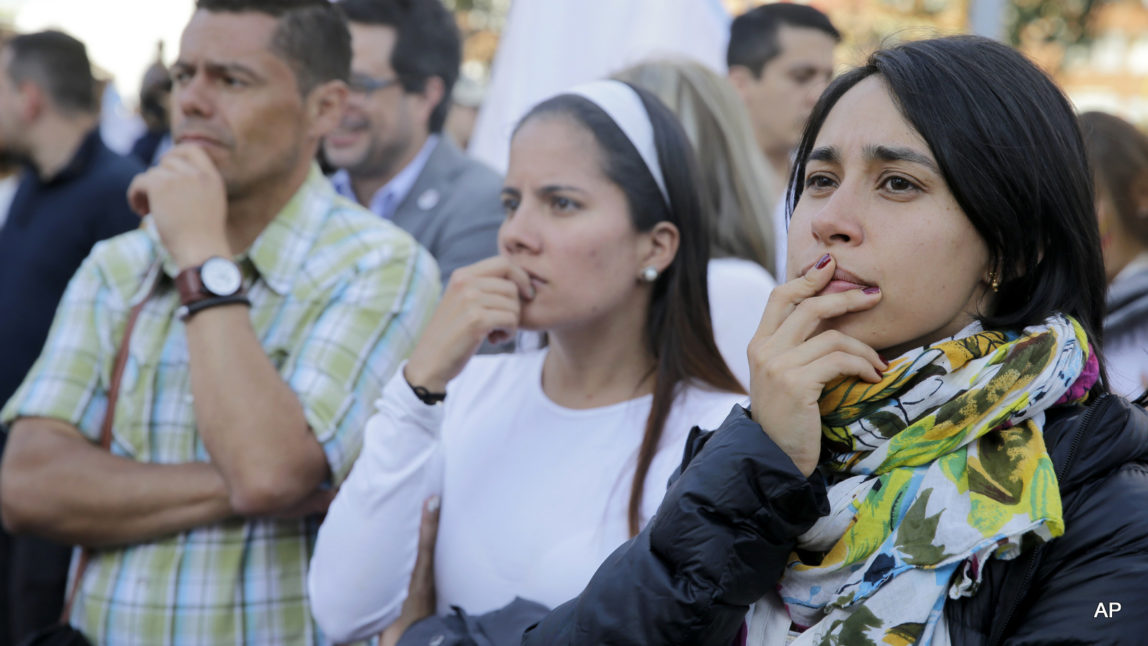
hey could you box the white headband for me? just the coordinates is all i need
[567,80,670,207]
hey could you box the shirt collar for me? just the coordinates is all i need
[331,134,439,219]
[145,163,335,295]
[28,127,103,186]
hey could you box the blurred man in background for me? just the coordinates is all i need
[325,0,503,283]
[727,3,840,278]
[130,43,173,166]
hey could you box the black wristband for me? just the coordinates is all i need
[178,293,251,321]
[406,379,447,405]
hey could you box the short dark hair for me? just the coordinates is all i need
[516,86,744,537]
[5,31,96,114]
[195,0,350,94]
[789,36,1108,380]
[340,0,461,133]
[728,3,840,77]
[1079,111,1148,248]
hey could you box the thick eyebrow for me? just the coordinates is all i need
[808,146,840,164]
[537,184,588,196]
[787,64,828,75]
[865,144,940,175]
[500,184,590,201]
[171,59,264,83]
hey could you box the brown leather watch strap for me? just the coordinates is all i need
[175,266,206,306]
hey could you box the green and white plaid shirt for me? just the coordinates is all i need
[2,165,441,645]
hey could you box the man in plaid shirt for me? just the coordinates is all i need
[0,1,441,643]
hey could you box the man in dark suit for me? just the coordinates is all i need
[325,0,504,284]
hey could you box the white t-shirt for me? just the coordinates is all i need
[309,349,746,643]
[708,257,778,389]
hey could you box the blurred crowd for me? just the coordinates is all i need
[0,1,1144,645]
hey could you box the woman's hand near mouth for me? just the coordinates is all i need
[746,254,886,477]
[404,256,535,393]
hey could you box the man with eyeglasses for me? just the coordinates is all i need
[325,0,504,283]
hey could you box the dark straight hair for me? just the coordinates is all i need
[339,0,461,134]
[788,36,1108,388]
[196,0,350,94]
[727,3,840,77]
[6,31,96,115]
[517,85,745,536]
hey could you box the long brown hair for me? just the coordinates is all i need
[518,85,745,536]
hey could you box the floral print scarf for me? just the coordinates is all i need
[767,315,1097,646]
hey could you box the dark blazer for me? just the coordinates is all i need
[391,138,504,284]
[522,396,1148,645]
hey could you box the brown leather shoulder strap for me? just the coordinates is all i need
[59,296,150,623]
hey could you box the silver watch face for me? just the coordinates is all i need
[200,257,242,296]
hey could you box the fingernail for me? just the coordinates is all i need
[863,286,880,295]
[815,254,831,269]
[426,496,440,512]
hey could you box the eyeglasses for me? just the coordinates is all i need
[348,74,400,96]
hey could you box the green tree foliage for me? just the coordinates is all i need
[1007,0,1108,48]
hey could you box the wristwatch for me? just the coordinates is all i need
[175,256,249,320]
[406,379,447,405]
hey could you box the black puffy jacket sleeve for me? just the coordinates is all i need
[521,405,830,646]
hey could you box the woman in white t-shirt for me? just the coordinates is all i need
[308,80,748,644]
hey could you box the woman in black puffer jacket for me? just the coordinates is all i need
[522,36,1148,646]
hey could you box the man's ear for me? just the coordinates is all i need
[20,82,45,122]
[727,65,754,97]
[305,79,349,140]
[639,221,681,277]
[413,76,445,132]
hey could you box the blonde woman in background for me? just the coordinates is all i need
[615,59,779,388]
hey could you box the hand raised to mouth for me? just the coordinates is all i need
[746,254,885,477]
[403,256,535,393]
